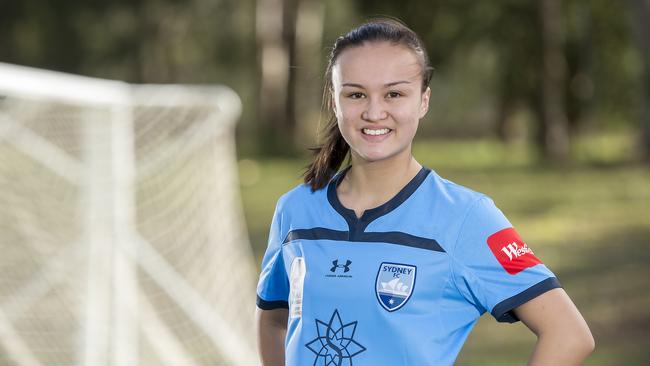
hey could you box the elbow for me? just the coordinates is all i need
[574,333,595,363]
[538,326,595,361]
[574,324,595,357]
[564,329,596,359]
[581,330,596,356]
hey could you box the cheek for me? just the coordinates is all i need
[398,120,419,140]
[336,115,355,141]
[336,112,351,130]
[337,103,362,127]
[393,105,422,128]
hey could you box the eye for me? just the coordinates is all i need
[387,91,402,98]
[347,92,365,99]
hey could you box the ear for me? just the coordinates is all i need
[419,87,431,118]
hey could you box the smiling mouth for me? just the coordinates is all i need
[362,128,392,136]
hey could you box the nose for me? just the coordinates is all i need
[362,97,388,121]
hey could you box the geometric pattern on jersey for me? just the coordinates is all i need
[305,309,366,366]
[257,165,561,365]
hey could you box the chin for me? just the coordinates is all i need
[352,143,412,164]
[355,150,397,163]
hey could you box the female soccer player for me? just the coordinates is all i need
[256,18,594,366]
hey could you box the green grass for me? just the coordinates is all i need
[238,134,650,365]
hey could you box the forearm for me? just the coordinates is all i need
[527,331,595,366]
[256,308,288,366]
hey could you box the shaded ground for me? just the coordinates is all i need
[240,136,650,365]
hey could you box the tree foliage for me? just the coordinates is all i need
[0,0,646,160]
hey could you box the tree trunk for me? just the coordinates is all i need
[565,4,594,136]
[538,0,570,162]
[628,0,650,162]
[256,0,299,155]
[495,55,518,143]
[294,0,326,148]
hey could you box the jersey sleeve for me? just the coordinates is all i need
[256,200,290,310]
[450,196,562,323]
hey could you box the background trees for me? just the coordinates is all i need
[0,0,647,159]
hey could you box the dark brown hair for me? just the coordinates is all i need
[303,18,433,191]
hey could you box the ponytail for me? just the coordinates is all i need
[303,116,349,191]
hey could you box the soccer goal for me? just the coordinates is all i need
[0,62,260,366]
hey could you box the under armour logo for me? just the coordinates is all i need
[330,259,352,273]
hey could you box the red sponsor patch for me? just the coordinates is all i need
[487,227,542,275]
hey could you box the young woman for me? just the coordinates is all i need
[256,19,594,366]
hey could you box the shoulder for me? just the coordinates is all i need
[275,180,329,214]
[422,169,491,210]
[425,171,509,236]
[271,180,336,240]
[410,169,500,253]
[427,172,512,255]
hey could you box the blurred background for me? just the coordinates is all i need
[1,0,649,365]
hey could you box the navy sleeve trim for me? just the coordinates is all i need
[491,277,562,323]
[256,295,289,310]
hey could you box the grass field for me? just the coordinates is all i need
[239,135,650,365]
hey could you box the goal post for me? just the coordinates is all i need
[0,62,260,366]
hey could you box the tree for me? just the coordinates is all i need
[628,0,650,162]
[256,0,300,155]
[537,0,570,162]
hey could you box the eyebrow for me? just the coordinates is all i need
[341,80,411,88]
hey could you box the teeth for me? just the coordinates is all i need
[363,128,391,136]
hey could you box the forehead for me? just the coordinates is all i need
[333,42,422,86]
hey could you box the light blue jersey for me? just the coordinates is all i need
[256,166,560,366]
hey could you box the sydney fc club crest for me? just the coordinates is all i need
[375,262,416,312]
[305,309,366,366]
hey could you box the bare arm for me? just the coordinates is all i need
[256,307,288,366]
[514,288,595,366]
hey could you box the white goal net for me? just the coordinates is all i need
[0,63,259,366]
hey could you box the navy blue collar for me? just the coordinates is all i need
[327,165,431,236]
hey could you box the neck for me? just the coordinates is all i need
[342,149,422,201]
